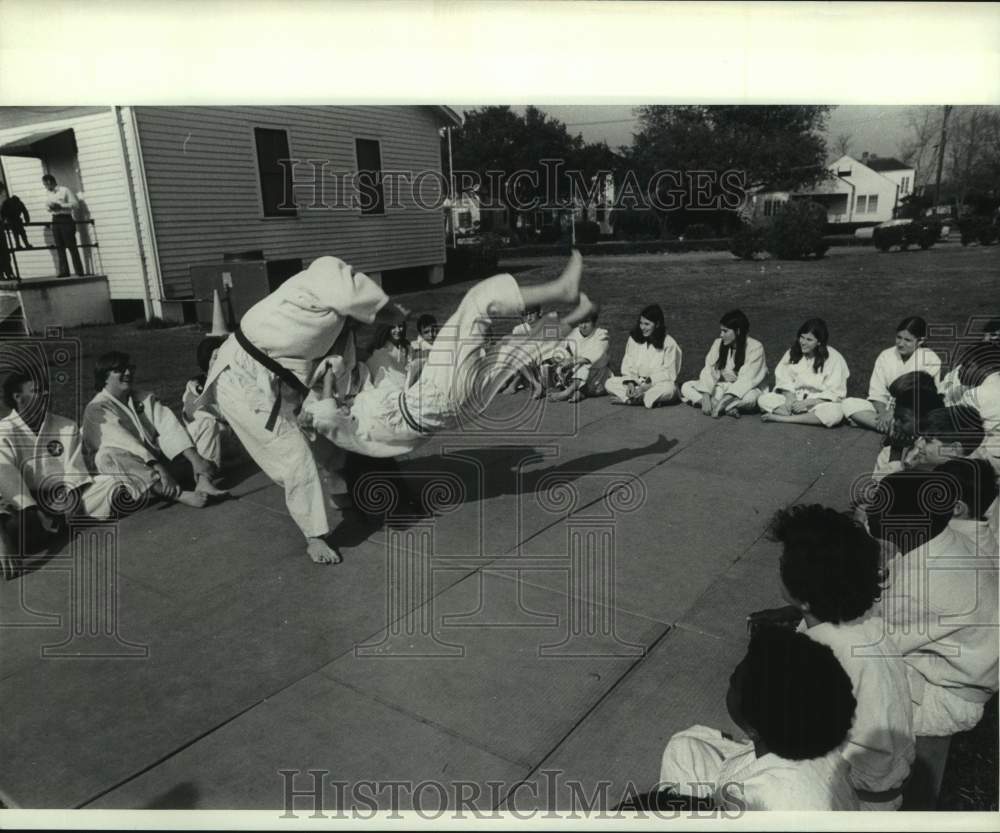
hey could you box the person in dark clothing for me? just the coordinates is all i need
[0,183,31,249]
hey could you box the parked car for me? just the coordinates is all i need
[873,218,943,252]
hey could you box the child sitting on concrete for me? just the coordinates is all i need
[546,303,610,403]
[182,336,236,477]
[657,627,859,811]
[765,504,915,810]
[867,470,999,737]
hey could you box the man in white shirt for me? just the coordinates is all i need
[41,174,84,277]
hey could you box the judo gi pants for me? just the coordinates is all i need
[605,377,678,408]
[757,392,844,427]
[680,380,761,412]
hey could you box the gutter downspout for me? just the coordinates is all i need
[125,107,165,317]
[113,105,154,319]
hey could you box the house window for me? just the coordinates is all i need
[458,210,472,228]
[355,138,385,215]
[901,176,910,194]
[868,195,879,213]
[856,195,867,213]
[253,128,296,217]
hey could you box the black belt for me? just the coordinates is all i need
[234,326,310,431]
[398,391,428,435]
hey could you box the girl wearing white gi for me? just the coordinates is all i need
[605,304,682,408]
[841,316,942,433]
[366,321,411,387]
[546,304,610,403]
[759,318,849,427]
[82,352,225,511]
[680,309,767,418]
[768,505,914,810]
[657,627,858,811]
[182,336,232,471]
[198,256,402,566]
[300,252,588,459]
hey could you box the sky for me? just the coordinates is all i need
[452,104,928,162]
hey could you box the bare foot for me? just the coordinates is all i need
[176,490,209,508]
[553,250,583,305]
[307,537,343,565]
[727,408,742,419]
[196,475,230,497]
[563,291,597,328]
[530,386,545,400]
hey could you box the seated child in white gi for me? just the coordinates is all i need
[939,318,1000,406]
[182,336,236,474]
[764,504,915,810]
[939,342,1000,476]
[937,458,999,559]
[680,309,767,418]
[867,470,999,737]
[759,317,849,428]
[300,252,589,457]
[83,351,226,509]
[605,304,682,408]
[870,371,944,480]
[498,306,562,398]
[657,627,859,811]
[412,314,438,363]
[546,303,610,403]
[366,320,411,387]
[842,316,943,433]
[0,371,126,577]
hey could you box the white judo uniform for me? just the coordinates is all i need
[366,342,410,388]
[877,526,999,736]
[680,337,767,412]
[305,273,532,458]
[841,346,943,421]
[658,725,858,811]
[552,325,610,396]
[82,388,196,497]
[0,410,121,520]
[182,378,230,468]
[798,617,915,810]
[757,347,850,427]
[605,334,683,407]
[956,372,1000,476]
[198,256,389,539]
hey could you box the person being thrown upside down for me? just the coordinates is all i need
[299,251,591,457]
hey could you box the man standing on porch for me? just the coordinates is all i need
[41,174,85,278]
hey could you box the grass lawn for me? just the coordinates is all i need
[7,241,997,810]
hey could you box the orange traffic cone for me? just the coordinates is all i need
[209,289,230,336]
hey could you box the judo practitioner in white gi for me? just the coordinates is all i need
[82,351,226,512]
[841,316,942,433]
[545,304,610,403]
[759,318,849,427]
[181,336,234,471]
[680,309,768,418]
[197,255,406,565]
[300,251,588,459]
[605,304,683,408]
[0,371,125,577]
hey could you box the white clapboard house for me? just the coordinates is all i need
[0,106,460,331]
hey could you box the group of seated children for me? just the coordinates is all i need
[641,461,998,811]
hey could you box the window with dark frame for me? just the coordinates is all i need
[253,127,297,218]
[355,138,385,215]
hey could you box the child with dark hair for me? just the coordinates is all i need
[940,342,1000,476]
[366,319,411,386]
[546,303,610,403]
[937,458,999,558]
[182,336,234,473]
[681,309,768,418]
[413,314,438,361]
[842,316,943,433]
[657,627,858,810]
[759,318,850,427]
[867,470,999,737]
[605,304,683,408]
[871,371,946,480]
[766,504,914,809]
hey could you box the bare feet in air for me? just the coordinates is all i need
[176,490,210,508]
[554,250,583,305]
[307,536,343,565]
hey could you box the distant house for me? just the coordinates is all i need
[0,105,460,327]
[747,152,916,226]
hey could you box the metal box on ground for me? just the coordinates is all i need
[190,257,303,327]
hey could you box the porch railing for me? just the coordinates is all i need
[0,219,103,282]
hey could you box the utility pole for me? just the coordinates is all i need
[934,105,952,207]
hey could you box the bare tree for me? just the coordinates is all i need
[833,132,853,157]
[897,106,940,188]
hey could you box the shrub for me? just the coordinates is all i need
[574,219,601,245]
[765,200,828,259]
[683,223,715,240]
[538,224,562,244]
[613,208,662,241]
[729,223,766,260]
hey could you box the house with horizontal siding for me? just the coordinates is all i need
[0,105,460,327]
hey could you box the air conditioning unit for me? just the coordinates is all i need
[189,255,303,327]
